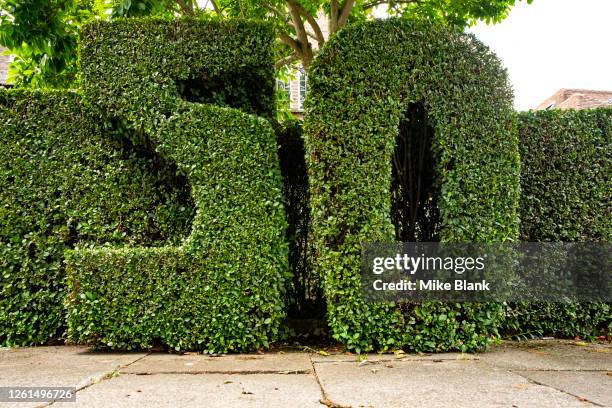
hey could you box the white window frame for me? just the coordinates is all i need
[298,68,308,111]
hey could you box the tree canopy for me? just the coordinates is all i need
[0,0,532,87]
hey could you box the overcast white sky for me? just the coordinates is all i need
[468,0,612,111]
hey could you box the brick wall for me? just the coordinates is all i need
[288,10,330,116]
[0,46,12,84]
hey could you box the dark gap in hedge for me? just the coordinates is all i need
[276,121,325,320]
[391,102,441,242]
[176,71,270,117]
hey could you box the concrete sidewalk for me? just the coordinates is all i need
[2,340,610,407]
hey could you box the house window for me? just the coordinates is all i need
[298,68,308,111]
[276,79,291,101]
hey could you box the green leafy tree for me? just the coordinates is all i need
[0,0,531,86]
[0,0,101,87]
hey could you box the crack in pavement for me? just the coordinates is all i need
[309,355,351,408]
[509,370,605,407]
[127,369,312,375]
[41,352,151,408]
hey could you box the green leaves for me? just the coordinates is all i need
[0,0,98,87]
[304,18,518,353]
[502,108,612,340]
[65,20,289,353]
[517,109,611,243]
[0,90,194,346]
[0,0,530,88]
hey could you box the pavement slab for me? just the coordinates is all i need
[482,340,612,371]
[121,352,312,374]
[515,370,612,407]
[2,340,611,408]
[0,346,146,408]
[73,373,323,408]
[313,359,595,408]
[310,351,478,364]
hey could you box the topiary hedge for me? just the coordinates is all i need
[79,17,276,129]
[66,18,290,352]
[0,90,193,346]
[67,105,289,352]
[503,108,611,339]
[304,18,520,353]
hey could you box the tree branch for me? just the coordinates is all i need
[306,30,319,42]
[337,0,355,29]
[176,0,195,15]
[291,0,325,47]
[209,0,222,16]
[275,54,300,69]
[362,0,420,10]
[286,0,314,67]
[263,3,292,26]
[279,31,303,58]
[330,0,339,33]
[286,0,309,50]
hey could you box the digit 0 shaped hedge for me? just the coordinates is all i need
[65,18,289,352]
[503,108,611,339]
[304,19,520,352]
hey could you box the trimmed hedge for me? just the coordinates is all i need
[502,108,611,339]
[0,90,193,346]
[79,17,276,130]
[66,18,289,352]
[67,105,289,352]
[304,19,520,353]
[518,108,610,242]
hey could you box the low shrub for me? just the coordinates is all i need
[503,108,611,339]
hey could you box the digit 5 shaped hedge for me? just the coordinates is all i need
[65,18,289,352]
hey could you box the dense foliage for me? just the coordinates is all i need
[0,90,193,346]
[0,0,531,87]
[2,14,608,352]
[79,18,276,128]
[67,105,289,352]
[197,0,532,69]
[502,108,612,339]
[517,109,610,242]
[66,18,290,352]
[304,18,520,353]
[0,0,100,87]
